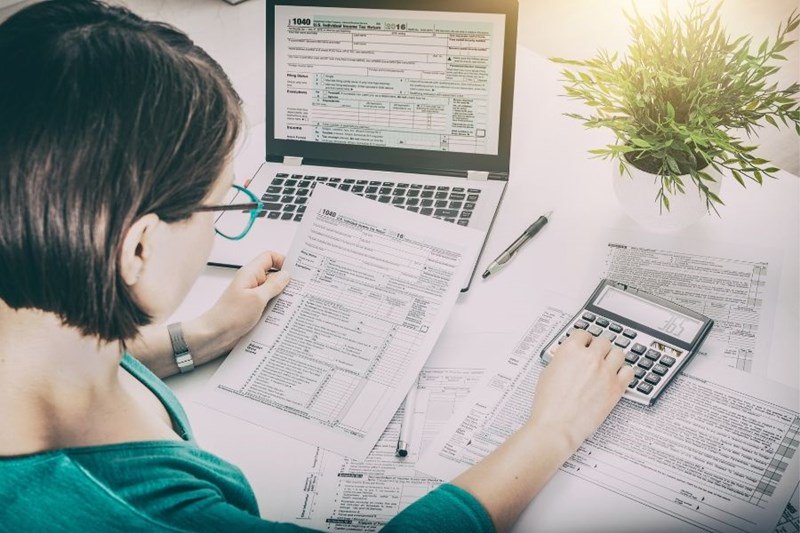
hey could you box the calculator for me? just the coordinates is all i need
[540,279,714,406]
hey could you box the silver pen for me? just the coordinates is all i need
[482,210,552,279]
[396,380,418,457]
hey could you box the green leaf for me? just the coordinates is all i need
[551,0,795,211]
[731,169,745,186]
[707,191,725,205]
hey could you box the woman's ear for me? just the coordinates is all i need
[119,213,161,287]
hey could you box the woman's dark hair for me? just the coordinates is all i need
[0,0,242,341]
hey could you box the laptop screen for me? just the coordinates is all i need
[273,5,506,156]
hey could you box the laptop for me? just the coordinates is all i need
[209,0,518,291]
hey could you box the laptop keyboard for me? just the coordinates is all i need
[257,173,482,226]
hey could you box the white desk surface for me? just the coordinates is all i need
[153,1,800,524]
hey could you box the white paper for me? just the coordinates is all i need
[278,367,483,531]
[201,186,484,460]
[603,235,781,375]
[775,484,799,533]
[417,303,800,533]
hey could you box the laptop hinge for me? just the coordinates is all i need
[467,170,490,181]
[283,156,303,166]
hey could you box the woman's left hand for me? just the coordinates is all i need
[192,251,291,358]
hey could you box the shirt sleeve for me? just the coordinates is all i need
[382,483,495,533]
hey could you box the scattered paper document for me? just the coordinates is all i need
[603,235,780,374]
[417,302,800,533]
[278,367,483,531]
[201,186,484,460]
[775,483,799,533]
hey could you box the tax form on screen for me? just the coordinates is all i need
[274,5,505,155]
[201,186,484,461]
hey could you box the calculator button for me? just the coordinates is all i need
[637,358,654,370]
[634,367,646,379]
[557,336,567,345]
[644,373,661,385]
[652,364,668,376]
[628,378,639,389]
[624,352,639,364]
[581,312,596,322]
[602,331,617,342]
[636,382,654,395]
[595,317,610,328]
[588,325,603,337]
[660,355,676,367]
[631,343,646,355]
[645,349,661,361]
[609,323,623,333]
[573,320,589,330]
[622,329,637,339]
[614,337,631,348]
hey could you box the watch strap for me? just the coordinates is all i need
[167,322,195,374]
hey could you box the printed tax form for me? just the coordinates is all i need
[417,301,800,533]
[201,186,483,460]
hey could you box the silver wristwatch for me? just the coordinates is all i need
[167,322,195,374]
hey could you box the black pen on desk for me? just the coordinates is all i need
[482,210,553,280]
[396,380,419,457]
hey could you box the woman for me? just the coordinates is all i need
[0,1,634,531]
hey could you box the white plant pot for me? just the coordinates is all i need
[612,162,722,233]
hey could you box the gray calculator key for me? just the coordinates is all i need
[645,349,661,361]
[602,331,617,342]
[660,355,676,367]
[644,373,661,385]
[636,382,654,394]
[608,323,623,333]
[652,364,668,376]
[614,337,631,348]
[634,367,646,379]
[631,343,646,355]
[624,352,639,364]
[573,320,589,330]
[581,312,596,322]
[628,378,639,389]
[637,358,654,370]
[588,325,603,337]
[595,317,610,328]
[622,329,637,339]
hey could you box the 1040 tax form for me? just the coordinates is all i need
[201,185,483,460]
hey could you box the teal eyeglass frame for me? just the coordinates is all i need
[196,184,263,241]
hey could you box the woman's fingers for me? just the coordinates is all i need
[237,251,286,287]
[255,269,291,301]
[566,329,592,348]
[587,337,612,359]
[604,347,626,370]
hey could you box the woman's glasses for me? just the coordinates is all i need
[196,184,263,240]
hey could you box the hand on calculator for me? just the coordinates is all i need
[530,330,634,450]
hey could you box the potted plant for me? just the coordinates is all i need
[553,1,800,231]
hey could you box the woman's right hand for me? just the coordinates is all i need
[529,329,634,451]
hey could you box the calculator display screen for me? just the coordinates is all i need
[594,286,703,343]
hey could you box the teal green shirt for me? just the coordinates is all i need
[0,353,493,532]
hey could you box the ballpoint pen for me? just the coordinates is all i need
[396,380,419,457]
[482,210,553,279]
